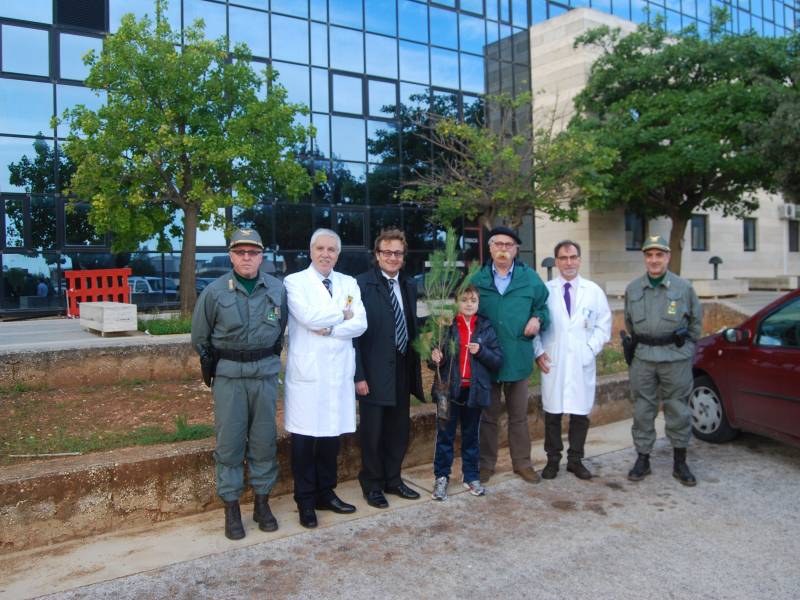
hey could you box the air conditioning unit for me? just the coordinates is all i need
[778,204,797,220]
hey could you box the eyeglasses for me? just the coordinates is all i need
[556,255,580,262]
[231,249,262,257]
[378,250,405,258]
[490,241,517,249]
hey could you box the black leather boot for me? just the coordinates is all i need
[541,457,560,479]
[566,459,592,480]
[224,500,245,540]
[253,494,279,532]
[672,448,697,486]
[627,453,651,482]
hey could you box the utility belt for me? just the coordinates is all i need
[635,334,676,347]
[216,347,278,362]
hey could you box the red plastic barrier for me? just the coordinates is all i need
[64,268,132,318]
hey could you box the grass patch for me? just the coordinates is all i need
[0,382,34,397]
[138,316,192,335]
[3,415,213,462]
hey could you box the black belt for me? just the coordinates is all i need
[216,347,276,362]
[635,334,675,347]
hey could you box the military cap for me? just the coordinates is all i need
[229,228,264,249]
[487,226,522,245]
[642,235,670,253]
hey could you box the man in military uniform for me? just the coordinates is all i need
[191,228,287,539]
[624,235,702,486]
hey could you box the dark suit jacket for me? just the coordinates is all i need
[354,267,424,406]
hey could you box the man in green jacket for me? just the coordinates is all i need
[474,226,550,484]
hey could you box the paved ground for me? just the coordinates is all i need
[2,418,799,600]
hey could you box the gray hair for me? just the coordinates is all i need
[310,228,341,252]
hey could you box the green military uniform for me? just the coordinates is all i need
[624,255,702,455]
[191,268,287,502]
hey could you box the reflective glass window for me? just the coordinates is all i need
[3,197,24,247]
[184,0,227,41]
[1,253,63,310]
[431,48,459,89]
[311,23,328,67]
[273,62,309,106]
[0,0,52,23]
[312,113,330,158]
[313,204,332,229]
[433,90,459,117]
[696,0,711,20]
[332,74,364,114]
[250,60,268,99]
[666,9,681,31]
[232,203,274,248]
[272,0,307,17]
[682,0,697,16]
[463,94,484,125]
[331,164,366,205]
[366,0,398,35]
[1,25,49,77]
[612,0,632,19]
[632,0,648,23]
[499,24,513,60]
[461,0,485,14]
[500,0,511,22]
[369,208,402,237]
[330,0,364,28]
[312,68,329,112]
[311,0,328,21]
[0,79,53,137]
[229,0,268,9]
[368,80,397,118]
[399,41,429,84]
[56,84,105,133]
[368,120,398,162]
[275,203,313,249]
[460,13,486,54]
[335,208,365,243]
[512,0,529,26]
[366,34,398,79]
[230,6,269,57]
[110,0,181,33]
[399,1,428,42]
[59,34,103,81]
[487,0,499,19]
[400,82,429,109]
[367,166,400,207]
[624,211,645,250]
[330,26,364,73]
[434,0,456,6]
[1,136,55,194]
[65,204,104,246]
[460,53,485,93]
[743,217,757,251]
[271,14,309,63]
[30,195,56,251]
[430,7,458,49]
[403,208,441,250]
[331,116,366,161]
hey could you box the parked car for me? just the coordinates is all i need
[128,276,179,301]
[690,289,800,447]
[195,277,217,294]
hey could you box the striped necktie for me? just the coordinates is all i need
[322,278,332,296]
[388,279,408,354]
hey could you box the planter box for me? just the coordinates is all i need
[79,302,138,336]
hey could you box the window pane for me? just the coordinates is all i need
[331,116,366,161]
[743,218,757,251]
[1,136,55,194]
[430,7,458,49]
[272,0,307,17]
[1,252,63,310]
[368,120,398,162]
[460,13,486,54]
[788,219,798,252]
[332,74,364,114]
[512,0,529,26]
[227,0,267,8]
[65,203,104,246]
[0,0,52,23]
[275,203,313,249]
[460,53,485,93]
[431,48,459,89]
[56,84,106,135]
[399,41,429,84]
[59,34,103,81]
[330,26,364,73]
[331,163,366,205]
[30,195,56,250]
[310,0,328,21]
[312,113,330,158]
[311,23,328,67]
[230,6,269,57]
[312,68,329,112]
[625,211,645,250]
[110,0,181,33]
[273,62,309,106]
[330,0,364,28]
[367,164,400,205]
[366,34,398,79]
[366,0,397,35]
[399,0,428,42]
[369,206,402,233]
[2,25,49,77]
[335,208,365,243]
[368,80,397,118]
[233,203,274,248]
[3,197,24,247]
[271,14,309,63]
[184,0,227,41]
[691,214,707,251]
[757,297,800,348]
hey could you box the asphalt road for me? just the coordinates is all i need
[41,434,800,600]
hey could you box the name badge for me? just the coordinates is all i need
[667,301,678,316]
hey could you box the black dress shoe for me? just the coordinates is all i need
[316,494,356,514]
[384,482,420,500]
[299,507,318,529]
[364,489,389,509]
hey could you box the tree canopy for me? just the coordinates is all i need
[570,11,799,273]
[61,0,319,313]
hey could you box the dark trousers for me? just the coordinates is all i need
[290,433,339,510]
[358,350,410,494]
[544,411,590,462]
[433,387,482,482]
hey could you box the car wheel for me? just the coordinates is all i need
[690,374,738,443]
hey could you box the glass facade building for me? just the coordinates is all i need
[0,0,797,315]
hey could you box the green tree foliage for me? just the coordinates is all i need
[570,11,798,273]
[61,1,319,313]
[399,93,616,231]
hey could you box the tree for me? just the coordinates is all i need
[399,93,616,231]
[61,1,320,314]
[570,11,798,273]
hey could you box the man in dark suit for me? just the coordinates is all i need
[354,228,425,508]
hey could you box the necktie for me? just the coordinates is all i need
[388,279,408,354]
[322,278,332,296]
[564,282,571,316]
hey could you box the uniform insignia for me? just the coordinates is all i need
[667,300,677,316]
[240,228,253,236]
[274,306,281,318]
[228,278,234,290]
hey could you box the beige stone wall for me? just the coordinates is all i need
[529,8,800,287]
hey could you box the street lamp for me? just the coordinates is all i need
[709,256,723,280]
[541,257,556,281]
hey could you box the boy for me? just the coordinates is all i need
[430,285,503,500]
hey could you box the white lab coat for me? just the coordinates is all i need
[284,266,368,436]
[533,276,611,415]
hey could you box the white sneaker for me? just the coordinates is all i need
[432,476,448,501]
[463,480,486,496]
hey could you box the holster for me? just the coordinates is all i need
[620,330,637,366]
[199,346,218,387]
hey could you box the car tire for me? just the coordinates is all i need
[690,374,738,443]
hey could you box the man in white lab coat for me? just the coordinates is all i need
[284,229,368,528]
[534,240,611,480]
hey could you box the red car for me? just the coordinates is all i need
[690,289,800,446]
